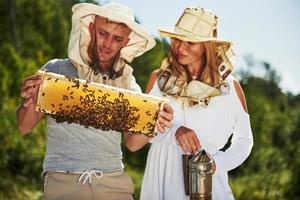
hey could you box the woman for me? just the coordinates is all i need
[141,6,253,200]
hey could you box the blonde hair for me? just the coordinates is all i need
[169,41,222,87]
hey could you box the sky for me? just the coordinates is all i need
[106,0,300,94]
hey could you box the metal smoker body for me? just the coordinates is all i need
[189,150,213,200]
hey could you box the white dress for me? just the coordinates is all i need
[140,75,253,200]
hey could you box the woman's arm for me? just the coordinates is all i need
[145,69,159,93]
[212,79,253,175]
[233,79,248,112]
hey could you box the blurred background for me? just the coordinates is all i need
[0,0,299,199]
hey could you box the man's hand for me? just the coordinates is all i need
[20,75,42,108]
[17,74,44,134]
[156,103,174,133]
[175,126,201,155]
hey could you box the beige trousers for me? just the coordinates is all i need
[43,171,134,200]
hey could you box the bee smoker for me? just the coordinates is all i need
[189,150,213,200]
[182,154,192,195]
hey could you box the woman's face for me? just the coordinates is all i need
[171,38,205,66]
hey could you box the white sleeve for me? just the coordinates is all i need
[128,74,142,93]
[213,111,253,175]
[122,65,142,93]
[212,79,253,175]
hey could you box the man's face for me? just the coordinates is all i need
[88,16,131,69]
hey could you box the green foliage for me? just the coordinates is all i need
[0,0,79,198]
[231,59,300,200]
[124,165,145,199]
[0,0,299,199]
[131,38,166,91]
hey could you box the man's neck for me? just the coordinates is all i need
[98,61,114,72]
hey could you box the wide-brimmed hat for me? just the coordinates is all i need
[158,6,235,80]
[158,7,229,44]
[68,2,156,67]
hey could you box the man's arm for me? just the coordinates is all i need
[124,133,151,152]
[124,103,174,152]
[17,75,44,134]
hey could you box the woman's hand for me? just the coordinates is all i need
[212,159,216,174]
[175,126,201,155]
[21,75,42,108]
[156,103,174,133]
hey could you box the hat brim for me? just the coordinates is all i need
[81,3,155,50]
[69,3,156,67]
[158,28,231,45]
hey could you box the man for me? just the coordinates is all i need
[17,3,173,200]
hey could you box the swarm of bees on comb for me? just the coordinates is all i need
[35,70,169,137]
